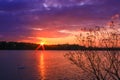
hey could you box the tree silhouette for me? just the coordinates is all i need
[65,20,120,80]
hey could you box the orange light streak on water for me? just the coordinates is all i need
[39,52,45,80]
[35,41,46,79]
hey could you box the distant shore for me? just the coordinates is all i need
[0,41,120,50]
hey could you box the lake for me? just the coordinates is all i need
[0,50,81,80]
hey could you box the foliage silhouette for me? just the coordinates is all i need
[65,20,120,80]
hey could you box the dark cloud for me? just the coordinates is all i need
[0,0,44,12]
[0,0,120,42]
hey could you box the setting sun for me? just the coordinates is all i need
[0,0,120,80]
[40,42,45,46]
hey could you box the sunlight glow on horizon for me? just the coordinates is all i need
[40,41,45,46]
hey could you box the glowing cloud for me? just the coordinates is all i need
[0,0,120,44]
[30,28,43,31]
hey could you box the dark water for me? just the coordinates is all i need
[0,50,80,80]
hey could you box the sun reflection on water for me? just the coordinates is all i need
[35,41,46,80]
[36,51,46,80]
[40,52,45,80]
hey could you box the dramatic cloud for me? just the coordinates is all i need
[0,0,120,44]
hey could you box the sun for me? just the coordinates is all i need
[36,41,46,50]
[40,42,45,46]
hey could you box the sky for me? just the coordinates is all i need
[0,0,120,44]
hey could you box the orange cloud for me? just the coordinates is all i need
[111,14,120,19]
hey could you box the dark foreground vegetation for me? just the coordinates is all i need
[65,20,120,80]
[0,41,120,50]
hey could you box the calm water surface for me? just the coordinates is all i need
[0,50,80,80]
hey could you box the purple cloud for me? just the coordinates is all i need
[0,0,120,43]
